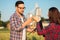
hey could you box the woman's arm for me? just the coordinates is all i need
[36,21,54,35]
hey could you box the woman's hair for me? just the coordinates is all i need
[48,7,60,24]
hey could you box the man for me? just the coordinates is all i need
[10,1,35,40]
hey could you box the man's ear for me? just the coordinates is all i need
[16,7,18,10]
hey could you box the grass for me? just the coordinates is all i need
[0,28,10,40]
[0,28,44,40]
[0,32,10,40]
[27,32,44,40]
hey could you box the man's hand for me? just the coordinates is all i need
[32,16,41,22]
[28,28,36,35]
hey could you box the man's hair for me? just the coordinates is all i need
[15,1,24,7]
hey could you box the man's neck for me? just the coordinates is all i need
[16,11,24,18]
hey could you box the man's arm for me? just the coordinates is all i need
[10,16,33,31]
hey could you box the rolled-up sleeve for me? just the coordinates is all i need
[10,16,23,31]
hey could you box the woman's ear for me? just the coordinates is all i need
[48,12,49,17]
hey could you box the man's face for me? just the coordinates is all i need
[16,4,25,14]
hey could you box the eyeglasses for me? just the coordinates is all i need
[18,7,26,9]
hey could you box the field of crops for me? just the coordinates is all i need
[0,28,44,40]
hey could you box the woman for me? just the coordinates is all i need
[36,7,60,40]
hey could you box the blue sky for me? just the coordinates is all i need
[0,0,60,21]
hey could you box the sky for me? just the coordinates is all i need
[0,0,60,21]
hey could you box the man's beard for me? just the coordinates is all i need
[19,13,24,16]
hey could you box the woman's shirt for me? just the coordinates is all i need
[37,22,60,40]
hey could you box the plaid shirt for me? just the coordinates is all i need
[37,22,60,40]
[10,13,26,40]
